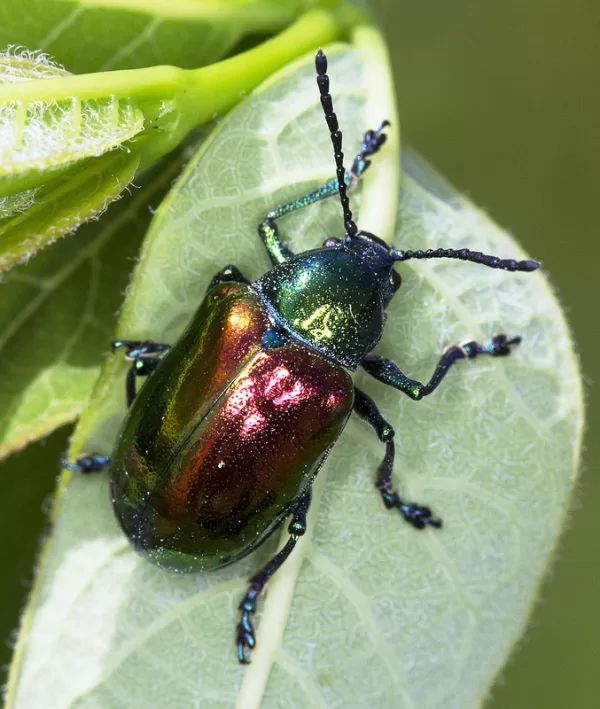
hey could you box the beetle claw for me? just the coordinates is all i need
[236,610,256,664]
[380,485,443,530]
[401,503,443,530]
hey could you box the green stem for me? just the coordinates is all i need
[0,10,342,169]
[140,9,343,164]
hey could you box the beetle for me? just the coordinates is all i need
[64,49,540,663]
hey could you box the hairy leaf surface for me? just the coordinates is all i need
[7,42,582,709]
[0,50,144,178]
[0,9,339,270]
[0,149,188,459]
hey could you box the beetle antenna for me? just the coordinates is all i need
[390,247,540,272]
[315,49,358,238]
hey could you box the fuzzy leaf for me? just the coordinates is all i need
[0,49,144,179]
[0,10,339,270]
[0,148,189,460]
[6,40,582,709]
[0,149,140,271]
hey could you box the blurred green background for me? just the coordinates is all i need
[1,2,597,707]
[380,1,598,707]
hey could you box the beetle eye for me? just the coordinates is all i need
[390,268,401,293]
[323,237,341,248]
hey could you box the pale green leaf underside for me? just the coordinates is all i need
[0,50,71,83]
[0,148,139,271]
[0,149,188,460]
[8,46,582,709]
[0,50,144,178]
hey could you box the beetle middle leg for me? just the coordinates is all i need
[353,388,442,529]
[361,334,522,401]
[258,123,389,265]
[236,488,312,664]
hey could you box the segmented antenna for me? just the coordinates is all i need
[390,247,540,272]
[315,49,358,237]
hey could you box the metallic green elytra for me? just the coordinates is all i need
[65,49,540,664]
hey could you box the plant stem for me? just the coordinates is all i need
[0,10,343,169]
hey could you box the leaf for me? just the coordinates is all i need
[6,37,582,709]
[0,149,140,271]
[0,9,340,270]
[0,148,189,460]
[0,0,304,74]
[0,425,72,688]
[0,49,144,179]
[0,48,143,269]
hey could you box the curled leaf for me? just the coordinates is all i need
[0,9,340,271]
[0,148,189,460]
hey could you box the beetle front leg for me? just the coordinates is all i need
[236,488,312,663]
[206,264,250,292]
[112,340,171,407]
[361,334,522,401]
[258,122,389,265]
[353,388,441,529]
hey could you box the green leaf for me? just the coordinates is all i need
[0,149,140,271]
[0,9,340,270]
[0,149,189,460]
[0,49,144,180]
[0,0,304,74]
[7,35,582,709]
[0,425,72,689]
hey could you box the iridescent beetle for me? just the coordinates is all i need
[65,50,540,662]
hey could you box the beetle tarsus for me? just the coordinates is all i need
[111,339,171,406]
[362,333,523,401]
[351,121,390,180]
[61,454,111,474]
[353,390,443,531]
[236,590,259,664]
[112,339,171,360]
[377,473,443,530]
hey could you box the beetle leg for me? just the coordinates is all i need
[258,124,389,265]
[206,264,249,292]
[353,388,441,529]
[112,340,171,407]
[61,454,111,473]
[349,121,390,182]
[125,358,163,407]
[361,334,522,401]
[236,488,312,663]
[112,340,171,359]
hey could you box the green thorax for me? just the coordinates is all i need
[255,247,386,369]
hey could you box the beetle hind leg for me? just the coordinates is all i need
[236,489,312,663]
[353,387,442,530]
